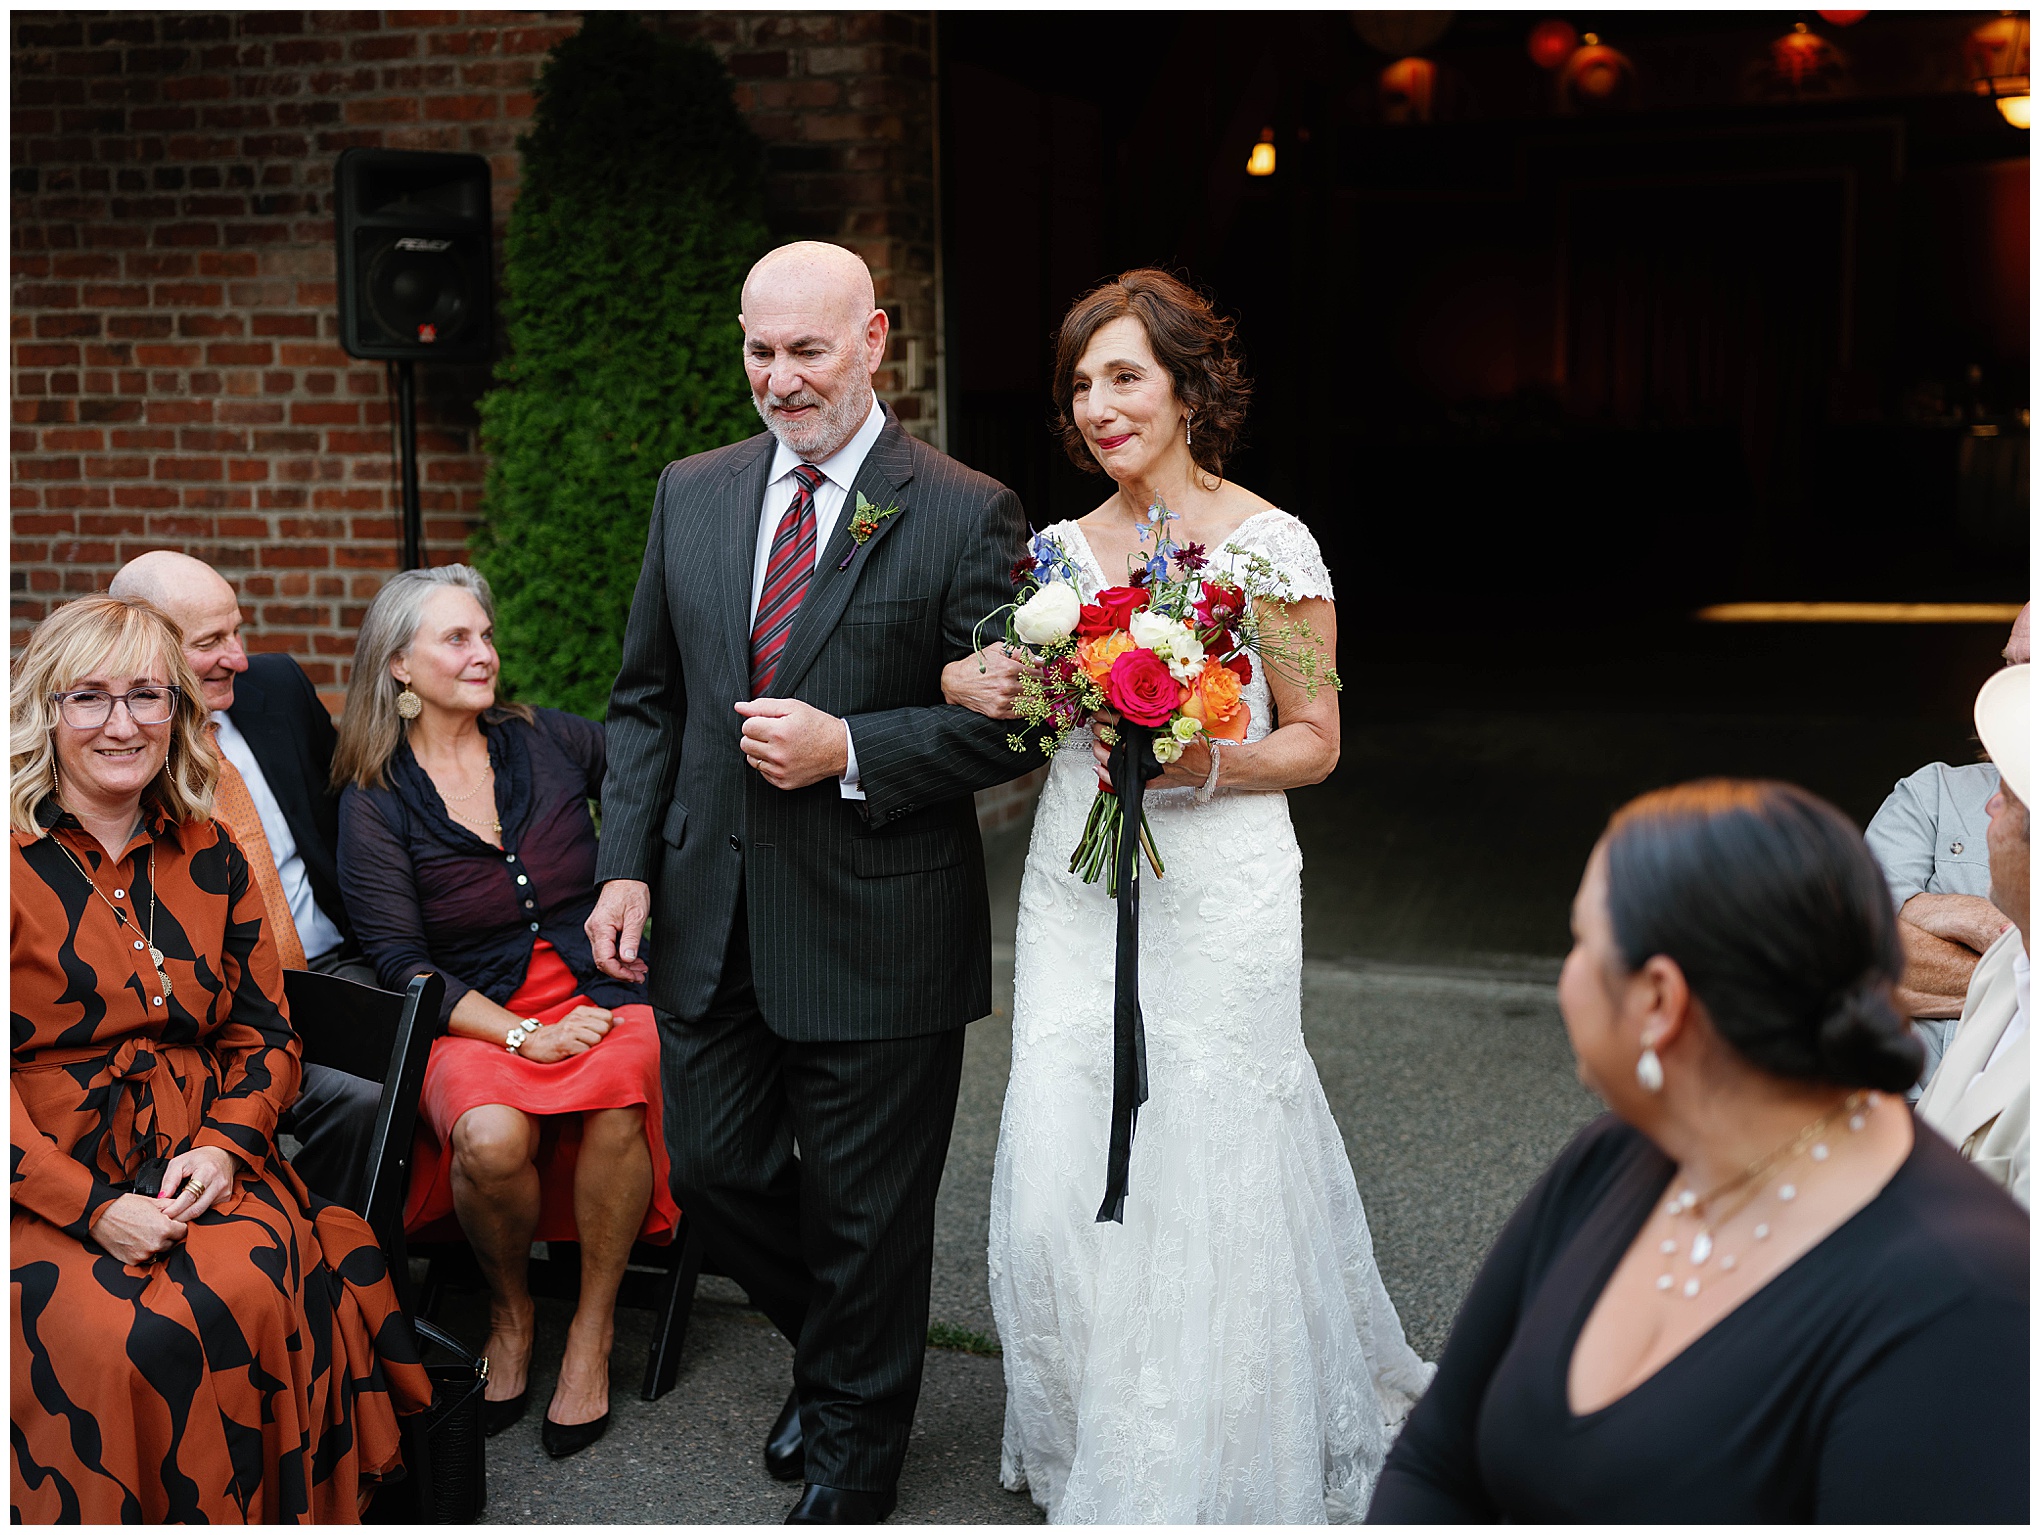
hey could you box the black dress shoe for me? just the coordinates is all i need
[764,1389,804,1482]
[785,1484,896,1524]
[482,1388,530,1437]
[542,1410,611,1459]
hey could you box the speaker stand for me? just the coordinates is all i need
[396,361,423,570]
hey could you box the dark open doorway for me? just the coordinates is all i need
[940,12,2027,963]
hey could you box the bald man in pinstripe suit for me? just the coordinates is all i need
[588,244,1044,1522]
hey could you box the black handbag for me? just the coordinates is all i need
[400,1317,488,1523]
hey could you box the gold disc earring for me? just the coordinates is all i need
[396,686,423,721]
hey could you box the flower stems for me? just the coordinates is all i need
[1068,789,1164,894]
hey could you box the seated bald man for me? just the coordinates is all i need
[108,551,380,1211]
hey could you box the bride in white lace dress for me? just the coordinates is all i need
[947,272,1431,1524]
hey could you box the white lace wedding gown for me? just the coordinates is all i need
[988,510,1433,1525]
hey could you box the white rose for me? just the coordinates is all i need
[1152,734,1184,764]
[1011,580,1081,646]
[1127,607,1180,656]
[1171,715,1204,743]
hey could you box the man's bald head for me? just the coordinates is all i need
[739,241,888,461]
[2006,602,2031,667]
[740,240,876,325]
[110,549,233,614]
[108,550,248,711]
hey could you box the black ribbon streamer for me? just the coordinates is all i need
[1097,723,1162,1224]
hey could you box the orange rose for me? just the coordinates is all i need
[1077,629,1135,686]
[1181,658,1250,741]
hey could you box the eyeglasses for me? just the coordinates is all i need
[49,686,181,729]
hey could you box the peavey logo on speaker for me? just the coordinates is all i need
[395,237,454,252]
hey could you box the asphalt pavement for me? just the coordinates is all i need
[455,803,1600,1524]
[457,640,1987,1521]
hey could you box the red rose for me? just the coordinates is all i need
[1223,652,1253,686]
[1078,584,1151,637]
[1104,648,1179,726]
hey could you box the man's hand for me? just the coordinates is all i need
[942,644,1029,720]
[587,879,651,983]
[90,1192,188,1265]
[734,697,849,790]
[1901,892,2013,955]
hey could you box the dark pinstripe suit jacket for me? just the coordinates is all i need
[596,409,1046,1040]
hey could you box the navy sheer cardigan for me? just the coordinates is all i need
[337,707,646,1027]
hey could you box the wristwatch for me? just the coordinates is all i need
[504,1019,539,1055]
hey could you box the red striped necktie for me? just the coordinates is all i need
[750,462,827,696]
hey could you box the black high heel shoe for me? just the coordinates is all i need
[482,1388,531,1437]
[542,1409,611,1459]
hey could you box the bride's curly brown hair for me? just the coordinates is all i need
[1051,269,1252,481]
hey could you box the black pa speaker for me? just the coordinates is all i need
[335,148,493,363]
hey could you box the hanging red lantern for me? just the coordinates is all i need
[1380,56,1440,124]
[1527,19,1579,71]
[1768,22,1845,95]
[1558,36,1637,110]
[1817,10,1867,25]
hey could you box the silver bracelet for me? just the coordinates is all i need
[1195,738,1224,804]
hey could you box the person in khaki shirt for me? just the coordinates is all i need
[1917,664,2030,1206]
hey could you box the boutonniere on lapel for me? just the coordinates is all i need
[837,492,904,570]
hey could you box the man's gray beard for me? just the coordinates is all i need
[755,386,870,461]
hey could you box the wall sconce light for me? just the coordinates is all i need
[1246,127,1276,176]
[1967,12,2030,128]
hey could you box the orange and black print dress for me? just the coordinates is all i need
[10,803,431,1523]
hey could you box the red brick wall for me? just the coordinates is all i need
[667,12,942,444]
[12,9,944,686]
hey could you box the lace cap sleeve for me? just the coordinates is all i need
[1227,510,1334,602]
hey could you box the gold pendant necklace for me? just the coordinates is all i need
[52,830,173,999]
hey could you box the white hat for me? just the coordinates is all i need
[1975,663,2029,806]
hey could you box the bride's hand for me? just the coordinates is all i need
[942,643,1030,719]
[1090,710,1213,792]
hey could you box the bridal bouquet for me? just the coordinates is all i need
[978,501,1339,894]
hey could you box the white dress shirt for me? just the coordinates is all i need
[210,710,347,958]
[751,395,886,800]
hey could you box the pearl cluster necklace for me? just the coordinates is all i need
[1653,1091,1875,1301]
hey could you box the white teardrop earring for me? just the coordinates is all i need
[1636,1043,1665,1093]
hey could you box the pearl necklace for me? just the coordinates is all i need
[1653,1091,1874,1300]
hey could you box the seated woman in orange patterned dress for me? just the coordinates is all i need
[9,594,430,1523]
[333,565,676,1460]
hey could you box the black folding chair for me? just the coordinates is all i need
[283,969,443,1290]
[284,970,455,1518]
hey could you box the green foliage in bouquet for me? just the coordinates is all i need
[474,14,770,718]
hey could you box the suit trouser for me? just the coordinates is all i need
[279,946,383,1211]
[656,902,967,1493]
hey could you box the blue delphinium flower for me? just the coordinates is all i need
[1029,532,1076,586]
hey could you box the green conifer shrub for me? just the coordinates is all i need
[474,14,769,718]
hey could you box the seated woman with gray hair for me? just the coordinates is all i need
[333,564,675,1460]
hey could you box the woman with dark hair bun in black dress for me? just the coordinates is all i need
[1369,779,2027,1524]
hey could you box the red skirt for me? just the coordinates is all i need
[403,940,679,1244]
